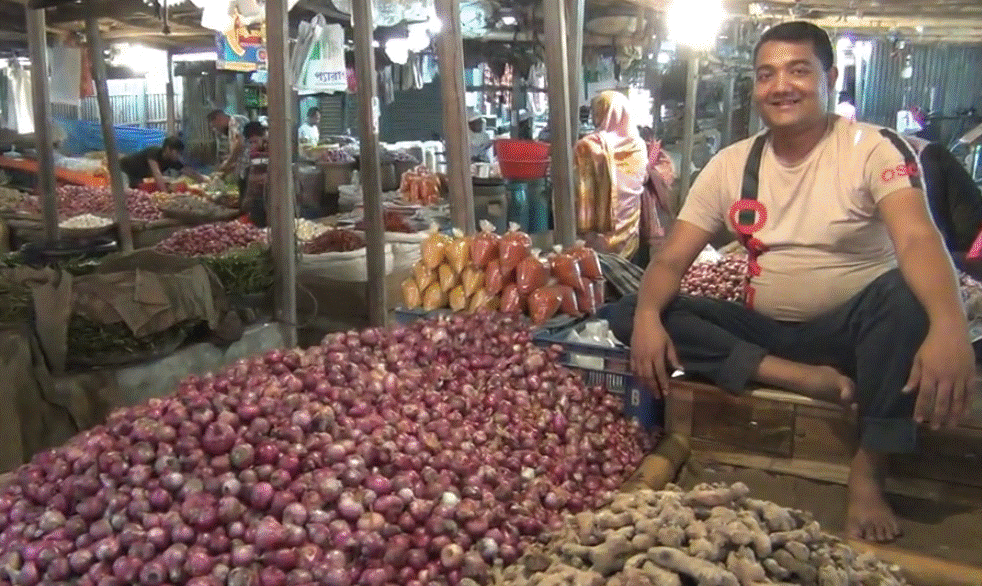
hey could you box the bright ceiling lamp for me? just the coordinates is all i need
[667,0,724,50]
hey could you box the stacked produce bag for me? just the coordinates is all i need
[402,222,606,324]
[399,166,443,205]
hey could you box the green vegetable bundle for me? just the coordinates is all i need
[202,244,274,298]
[66,316,199,363]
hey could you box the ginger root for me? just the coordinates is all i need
[648,547,740,586]
[683,482,751,508]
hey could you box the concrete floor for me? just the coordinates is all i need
[678,458,982,568]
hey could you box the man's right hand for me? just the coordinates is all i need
[629,311,683,399]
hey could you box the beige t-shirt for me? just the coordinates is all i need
[678,117,923,322]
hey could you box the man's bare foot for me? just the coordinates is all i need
[794,364,856,407]
[847,448,902,543]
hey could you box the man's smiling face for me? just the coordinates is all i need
[754,40,836,132]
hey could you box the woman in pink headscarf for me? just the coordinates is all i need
[574,91,649,260]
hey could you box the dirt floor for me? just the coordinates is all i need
[677,457,982,568]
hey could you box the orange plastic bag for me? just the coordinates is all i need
[438,264,460,293]
[569,239,603,279]
[448,285,469,312]
[402,278,421,309]
[461,266,485,298]
[528,286,563,324]
[484,259,514,296]
[445,228,471,275]
[422,282,448,311]
[500,283,525,314]
[468,289,500,313]
[421,224,450,270]
[470,219,500,268]
[499,222,532,274]
[551,246,586,291]
[516,251,549,296]
[591,278,606,308]
[558,285,581,317]
[414,260,436,292]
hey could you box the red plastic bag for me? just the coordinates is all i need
[516,252,549,296]
[576,282,596,315]
[527,286,563,324]
[484,259,514,296]
[591,278,606,308]
[558,285,581,317]
[551,246,586,291]
[569,239,603,279]
[471,219,500,268]
[500,283,525,314]
[499,222,532,275]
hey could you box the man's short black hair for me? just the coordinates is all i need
[162,136,185,152]
[307,107,320,118]
[206,109,225,123]
[243,121,266,139]
[753,21,834,72]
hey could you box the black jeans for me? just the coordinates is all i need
[610,268,928,454]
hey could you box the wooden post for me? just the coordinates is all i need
[265,0,298,346]
[352,0,387,326]
[26,7,58,245]
[166,49,176,135]
[544,0,576,247]
[678,49,699,208]
[565,0,585,140]
[84,13,134,251]
[434,0,475,234]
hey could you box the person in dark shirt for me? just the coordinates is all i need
[119,136,205,191]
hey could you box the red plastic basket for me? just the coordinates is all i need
[494,139,550,161]
[498,159,550,180]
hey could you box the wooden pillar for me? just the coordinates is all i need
[544,0,576,247]
[26,7,58,245]
[435,0,475,233]
[352,0,387,326]
[84,13,133,251]
[565,0,585,138]
[265,0,298,345]
[166,49,176,135]
[678,50,700,208]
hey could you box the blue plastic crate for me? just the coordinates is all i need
[532,319,663,431]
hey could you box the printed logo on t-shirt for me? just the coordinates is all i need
[880,162,919,183]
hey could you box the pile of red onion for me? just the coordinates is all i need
[0,313,649,586]
[155,222,269,257]
[21,185,163,221]
[680,255,748,303]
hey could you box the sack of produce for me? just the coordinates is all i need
[528,286,564,324]
[402,278,422,309]
[484,258,513,296]
[422,282,448,310]
[551,245,586,291]
[471,219,500,268]
[461,265,485,298]
[569,239,603,279]
[421,224,450,270]
[445,228,471,274]
[468,288,499,313]
[500,283,525,314]
[516,250,549,295]
[499,222,532,274]
[413,260,437,292]
[448,285,469,312]
[438,264,460,293]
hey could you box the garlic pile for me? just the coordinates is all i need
[295,218,329,242]
[59,214,113,229]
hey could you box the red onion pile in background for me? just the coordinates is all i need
[680,255,748,303]
[22,185,163,221]
[0,313,648,586]
[155,223,269,257]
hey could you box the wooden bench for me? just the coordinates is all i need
[665,375,982,506]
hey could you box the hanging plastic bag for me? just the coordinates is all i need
[445,228,471,274]
[296,15,348,95]
[569,239,603,279]
[516,250,549,296]
[500,283,525,314]
[422,282,448,311]
[461,265,485,298]
[421,224,450,270]
[528,286,563,324]
[471,219,500,268]
[402,278,421,309]
[448,285,469,312]
[499,222,532,274]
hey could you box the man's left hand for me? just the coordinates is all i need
[904,326,976,429]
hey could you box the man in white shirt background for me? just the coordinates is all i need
[298,107,321,151]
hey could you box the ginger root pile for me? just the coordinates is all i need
[493,483,908,586]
